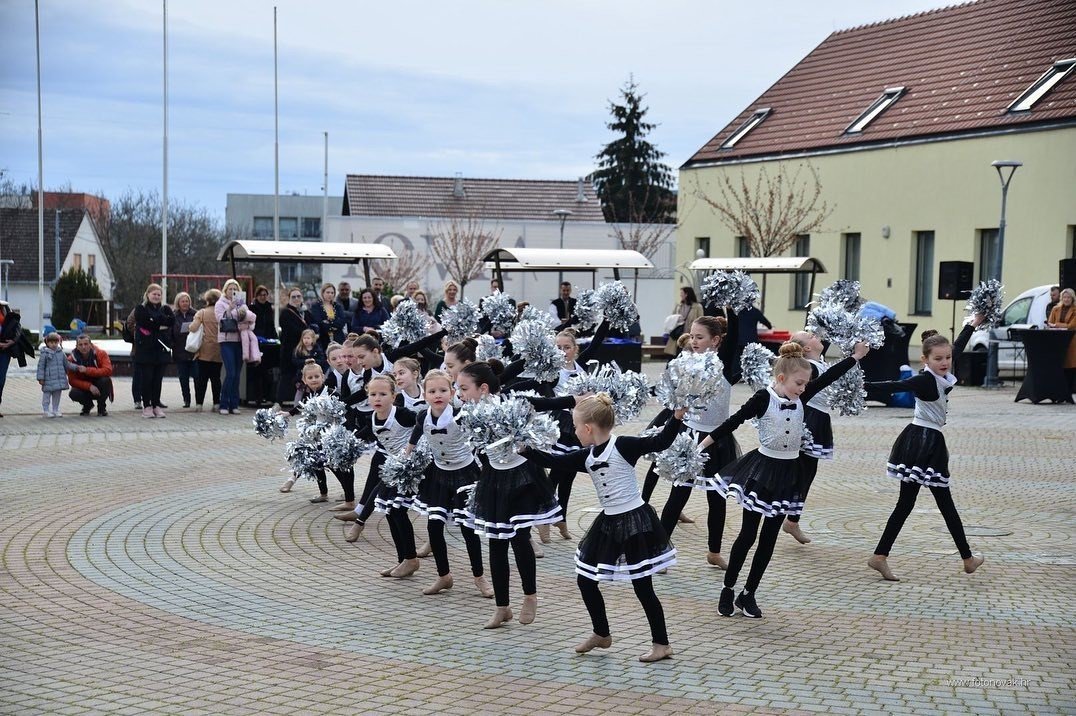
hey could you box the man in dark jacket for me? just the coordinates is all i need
[68,334,114,416]
[549,281,576,323]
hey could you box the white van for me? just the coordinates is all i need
[966,284,1054,375]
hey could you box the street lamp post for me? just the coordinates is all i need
[553,209,572,285]
[983,159,1022,390]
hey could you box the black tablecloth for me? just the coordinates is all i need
[1011,329,1074,404]
[580,339,643,374]
[862,322,917,405]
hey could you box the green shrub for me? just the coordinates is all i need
[51,267,103,329]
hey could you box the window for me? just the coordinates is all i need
[695,237,711,258]
[73,254,82,270]
[791,234,810,309]
[279,217,299,239]
[736,237,751,258]
[1008,58,1076,112]
[1000,296,1032,327]
[842,233,861,281]
[87,254,96,278]
[302,217,322,239]
[721,108,771,149]
[253,217,273,238]
[978,228,1000,282]
[914,231,934,315]
[845,87,905,134]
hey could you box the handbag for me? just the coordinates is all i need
[185,320,204,353]
[220,315,240,333]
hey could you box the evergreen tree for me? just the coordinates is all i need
[593,77,676,224]
[51,267,103,330]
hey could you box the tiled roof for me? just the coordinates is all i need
[685,0,1076,166]
[0,208,87,282]
[343,175,607,222]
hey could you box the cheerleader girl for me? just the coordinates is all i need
[701,340,869,618]
[455,361,574,629]
[407,369,492,598]
[392,357,426,411]
[527,395,686,662]
[442,338,477,383]
[642,316,740,568]
[291,329,327,403]
[782,330,834,544]
[865,318,985,582]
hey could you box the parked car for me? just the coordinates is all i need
[966,284,1053,375]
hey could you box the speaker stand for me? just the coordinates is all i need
[950,299,958,340]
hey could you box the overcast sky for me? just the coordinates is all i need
[0,0,955,220]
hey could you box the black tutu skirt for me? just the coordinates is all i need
[373,483,415,513]
[460,461,562,539]
[885,424,950,487]
[715,449,806,517]
[412,462,480,523]
[801,406,834,460]
[673,430,741,490]
[575,504,677,582]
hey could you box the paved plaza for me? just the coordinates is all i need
[1,362,1074,715]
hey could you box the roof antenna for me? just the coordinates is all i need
[576,177,587,203]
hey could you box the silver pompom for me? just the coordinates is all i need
[561,363,650,424]
[966,279,1004,330]
[380,299,431,348]
[299,393,347,426]
[322,423,371,471]
[701,270,760,313]
[654,351,725,413]
[653,431,708,485]
[520,305,559,329]
[808,304,884,355]
[253,408,288,442]
[740,343,775,391]
[573,288,603,331]
[380,439,433,495]
[284,439,323,481]
[595,281,639,331]
[828,363,868,417]
[509,320,565,383]
[800,425,816,453]
[481,291,517,334]
[441,299,480,342]
[817,279,864,313]
[475,334,503,362]
[458,395,560,465]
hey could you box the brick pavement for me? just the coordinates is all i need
[0,364,1074,715]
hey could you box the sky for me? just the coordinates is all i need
[0,0,958,221]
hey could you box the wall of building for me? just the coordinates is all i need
[677,126,1076,350]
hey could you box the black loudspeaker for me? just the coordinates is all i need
[1060,258,1076,292]
[938,260,974,300]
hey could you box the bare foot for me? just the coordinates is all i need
[330,501,355,511]
[519,594,538,625]
[531,539,545,558]
[782,521,812,544]
[868,555,900,581]
[677,512,694,524]
[473,576,494,598]
[345,522,364,542]
[416,541,432,558]
[423,574,454,595]
[483,606,513,629]
[639,643,674,663]
[963,555,984,574]
[574,633,613,653]
[278,479,294,493]
[556,521,573,540]
[706,552,728,569]
[537,523,552,544]
[390,558,420,578]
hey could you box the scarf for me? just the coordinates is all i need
[72,345,99,369]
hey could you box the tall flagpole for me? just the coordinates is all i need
[323,131,328,243]
[273,6,280,328]
[35,0,45,330]
[162,0,169,298]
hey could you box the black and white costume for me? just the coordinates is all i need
[409,405,479,524]
[357,406,419,513]
[396,384,427,412]
[287,384,355,501]
[801,358,835,460]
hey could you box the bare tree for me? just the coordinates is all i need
[427,214,502,298]
[693,162,833,257]
[371,248,430,294]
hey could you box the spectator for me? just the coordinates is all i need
[247,284,277,407]
[390,294,405,311]
[36,331,70,418]
[134,282,175,419]
[351,287,390,334]
[277,286,307,406]
[731,302,772,373]
[337,281,359,315]
[412,289,432,316]
[1046,287,1076,391]
[124,307,144,410]
[67,334,114,416]
[189,288,223,412]
[0,300,24,418]
[434,279,461,320]
[664,286,703,356]
[404,281,420,300]
[371,277,387,302]
[307,283,347,349]
[549,281,576,322]
[1045,285,1061,320]
[171,292,199,409]
[215,279,247,415]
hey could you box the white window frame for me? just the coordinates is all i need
[1008,58,1076,112]
[845,87,905,134]
[721,108,771,149]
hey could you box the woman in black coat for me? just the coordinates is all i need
[134,282,175,418]
[306,283,347,349]
[277,286,308,405]
[170,292,199,408]
[0,301,24,418]
[246,285,278,407]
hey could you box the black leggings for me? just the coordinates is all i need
[725,510,785,593]
[385,508,417,562]
[660,486,727,553]
[577,575,668,645]
[427,519,484,577]
[194,360,222,406]
[312,467,353,500]
[786,456,819,523]
[356,453,386,523]
[641,463,660,504]
[552,468,576,518]
[139,363,165,408]
[488,529,536,607]
[875,481,971,559]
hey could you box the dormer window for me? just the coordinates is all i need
[721,108,770,149]
[845,87,905,134]
[1008,58,1075,112]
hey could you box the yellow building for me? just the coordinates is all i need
[677,0,1076,347]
